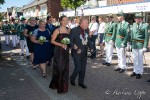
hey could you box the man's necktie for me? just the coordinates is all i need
[121,23,123,29]
[81,29,85,39]
[49,24,52,30]
[137,23,139,29]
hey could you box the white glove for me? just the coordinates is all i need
[102,40,105,43]
[142,48,147,52]
[121,43,125,48]
[109,40,114,45]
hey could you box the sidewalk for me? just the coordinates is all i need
[0,33,51,100]
[0,57,51,100]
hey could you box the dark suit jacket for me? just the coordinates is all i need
[70,26,93,57]
[45,23,56,36]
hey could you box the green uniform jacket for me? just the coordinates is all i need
[10,23,18,35]
[103,21,117,42]
[115,21,130,48]
[2,24,11,35]
[131,22,149,49]
[17,24,26,40]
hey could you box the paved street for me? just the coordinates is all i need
[1,33,150,100]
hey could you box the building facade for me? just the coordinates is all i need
[22,0,62,20]
[107,0,144,6]
[47,0,63,19]
[6,7,23,21]
[21,0,48,19]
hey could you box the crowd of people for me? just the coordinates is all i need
[1,11,150,94]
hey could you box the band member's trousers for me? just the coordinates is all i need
[132,49,144,75]
[105,42,114,63]
[20,40,30,56]
[116,47,126,69]
[12,35,17,47]
[5,35,10,45]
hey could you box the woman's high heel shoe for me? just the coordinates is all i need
[42,73,47,78]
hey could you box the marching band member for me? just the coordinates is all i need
[114,12,130,73]
[10,18,18,48]
[102,14,117,66]
[2,20,11,46]
[130,12,149,79]
[17,16,30,57]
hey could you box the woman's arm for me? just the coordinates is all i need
[31,36,41,44]
[51,29,66,49]
[24,29,29,37]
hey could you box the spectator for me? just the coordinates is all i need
[97,16,106,57]
[31,20,51,78]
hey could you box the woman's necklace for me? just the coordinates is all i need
[60,26,69,34]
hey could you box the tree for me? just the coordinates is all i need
[0,13,4,21]
[61,0,86,16]
[0,0,5,5]
[0,0,4,60]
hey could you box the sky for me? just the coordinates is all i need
[0,0,34,12]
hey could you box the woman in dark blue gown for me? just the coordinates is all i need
[49,16,70,94]
[31,20,51,78]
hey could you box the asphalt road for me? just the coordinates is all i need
[1,33,150,100]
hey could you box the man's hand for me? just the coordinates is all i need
[74,44,78,50]
[109,40,114,45]
[101,40,105,46]
[77,49,81,54]
[91,49,94,53]
[121,43,125,48]
[89,31,93,37]
[142,48,147,52]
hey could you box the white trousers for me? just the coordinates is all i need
[25,40,30,56]
[5,35,10,45]
[17,36,20,44]
[126,42,131,50]
[12,35,17,47]
[105,42,114,63]
[20,40,30,56]
[116,47,126,69]
[132,49,144,75]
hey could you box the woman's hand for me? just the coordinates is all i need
[39,42,43,45]
[61,44,67,50]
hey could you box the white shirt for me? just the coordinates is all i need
[70,23,77,29]
[98,22,106,34]
[89,22,99,35]
[67,22,77,29]
[121,20,125,24]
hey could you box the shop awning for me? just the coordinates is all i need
[59,2,150,17]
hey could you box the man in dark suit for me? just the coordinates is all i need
[70,18,93,89]
[46,16,56,34]
[45,16,56,65]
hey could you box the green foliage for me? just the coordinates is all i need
[61,0,86,16]
[0,0,5,5]
[0,0,5,59]
[0,13,4,21]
